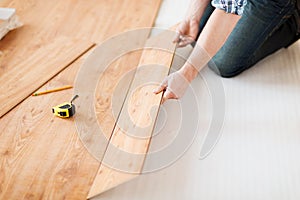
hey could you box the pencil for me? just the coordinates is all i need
[32,85,73,96]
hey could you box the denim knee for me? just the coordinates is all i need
[244,0,296,20]
[207,58,247,78]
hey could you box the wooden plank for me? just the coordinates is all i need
[0,0,162,199]
[0,36,94,118]
[0,0,162,116]
[88,30,177,198]
[0,51,100,200]
[0,8,15,40]
[95,50,145,140]
[0,0,162,74]
[75,49,148,161]
[0,47,152,200]
[0,48,154,199]
[73,28,154,164]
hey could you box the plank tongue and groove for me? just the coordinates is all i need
[0,36,94,118]
[88,30,177,198]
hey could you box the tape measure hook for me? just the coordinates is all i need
[70,95,79,104]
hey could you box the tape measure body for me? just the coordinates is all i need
[52,102,76,118]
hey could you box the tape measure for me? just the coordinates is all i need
[52,95,79,118]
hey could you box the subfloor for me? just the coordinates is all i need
[93,0,300,199]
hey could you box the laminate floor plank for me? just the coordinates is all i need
[0,36,94,118]
[0,0,162,115]
[88,30,177,198]
[0,51,100,200]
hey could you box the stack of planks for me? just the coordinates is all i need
[0,7,21,40]
[0,0,179,199]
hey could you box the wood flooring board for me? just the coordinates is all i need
[0,0,161,115]
[88,30,177,198]
[75,29,151,160]
[79,50,147,162]
[0,0,162,74]
[0,36,94,118]
[0,47,150,200]
[95,50,145,140]
[0,46,150,200]
[0,51,100,200]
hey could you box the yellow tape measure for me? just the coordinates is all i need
[52,95,79,118]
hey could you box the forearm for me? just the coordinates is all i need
[184,0,211,22]
[180,9,241,81]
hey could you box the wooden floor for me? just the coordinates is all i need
[0,0,162,199]
[0,36,94,117]
[1,0,300,199]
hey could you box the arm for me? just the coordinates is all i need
[180,9,241,81]
[174,0,211,46]
[155,9,241,103]
[184,0,211,23]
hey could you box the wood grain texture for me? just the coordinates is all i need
[0,0,163,199]
[95,50,144,140]
[0,51,100,200]
[0,36,94,118]
[88,30,177,198]
[0,0,162,74]
[74,29,151,162]
[0,0,162,116]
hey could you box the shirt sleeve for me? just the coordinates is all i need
[211,0,247,15]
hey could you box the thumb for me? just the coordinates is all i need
[173,31,181,43]
[153,78,168,94]
[153,84,166,94]
[161,89,177,104]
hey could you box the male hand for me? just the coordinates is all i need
[153,70,190,104]
[173,19,199,47]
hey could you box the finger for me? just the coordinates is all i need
[178,40,190,47]
[161,90,177,104]
[173,31,181,43]
[178,41,187,47]
[178,35,195,47]
[173,20,188,43]
[153,84,166,94]
[153,77,168,94]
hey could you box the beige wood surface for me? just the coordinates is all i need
[0,0,162,199]
[88,30,177,198]
[0,36,94,118]
[0,51,100,200]
[0,0,162,114]
[0,0,162,72]
[95,50,144,140]
[75,29,151,161]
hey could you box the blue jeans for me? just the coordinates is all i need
[198,0,300,77]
